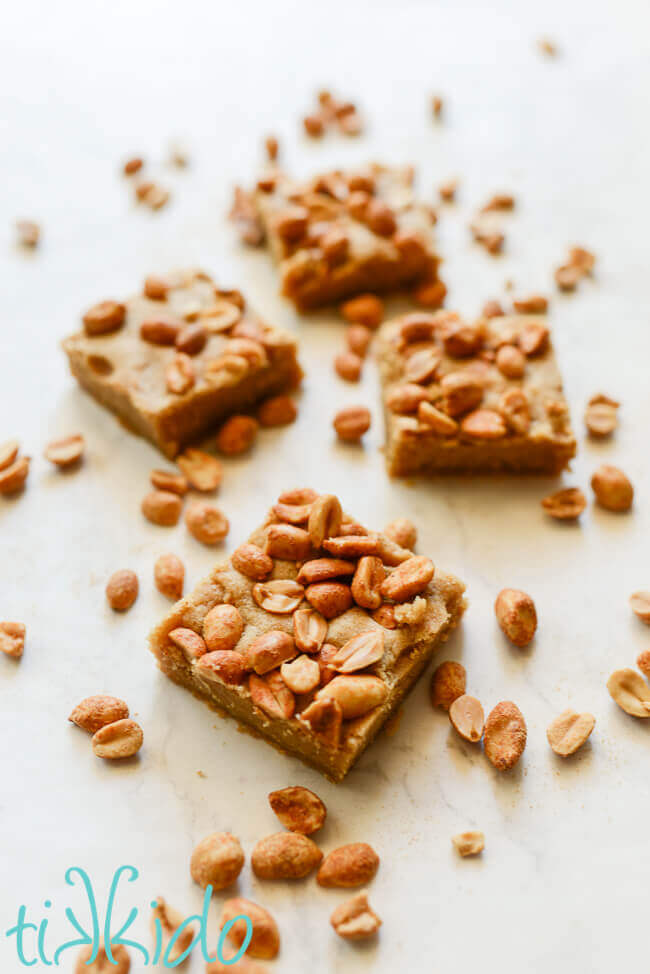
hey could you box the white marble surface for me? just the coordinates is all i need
[2,0,650,970]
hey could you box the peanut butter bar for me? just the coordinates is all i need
[231,164,440,310]
[378,310,576,475]
[63,270,302,458]
[149,489,465,781]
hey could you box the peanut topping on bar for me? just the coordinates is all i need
[253,579,305,614]
[231,543,273,581]
[203,604,244,652]
[246,631,296,675]
[153,488,463,778]
[250,671,296,719]
[293,607,328,653]
[82,300,126,336]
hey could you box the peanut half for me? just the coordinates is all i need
[268,786,327,835]
[607,669,650,717]
[190,833,245,890]
[92,719,143,760]
[449,695,485,742]
[44,433,85,467]
[316,675,388,719]
[547,710,595,756]
[245,631,296,675]
[629,591,650,625]
[280,655,320,694]
[541,487,587,521]
[331,891,382,940]
[177,448,223,491]
[251,832,323,880]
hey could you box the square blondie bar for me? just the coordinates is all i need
[149,489,465,781]
[231,164,440,310]
[63,270,302,458]
[377,310,576,476]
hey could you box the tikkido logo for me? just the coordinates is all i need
[5,866,252,968]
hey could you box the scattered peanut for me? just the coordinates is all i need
[449,695,485,742]
[452,831,485,857]
[268,786,327,835]
[607,669,650,717]
[330,891,382,940]
[317,843,379,888]
[333,406,371,442]
[251,832,323,880]
[44,434,85,467]
[92,718,143,759]
[150,898,195,966]
[547,710,595,756]
[150,468,188,495]
[142,490,183,527]
[495,588,537,647]
[216,415,259,455]
[484,701,527,770]
[541,487,587,521]
[106,570,139,611]
[69,695,129,733]
[219,898,280,960]
[430,661,466,711]
[154,553,184,600]
[75,943,131,974]
[190,833,245,890]
[629,591,650,625]
[185,500,229,544]
[177,448,223,491]
[0,621,26,659]
[590,464,633,512]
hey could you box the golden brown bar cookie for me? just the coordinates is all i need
[377,310,576,475]
[63,270,302,458]
[149,489,465,781]
[231,164,440,310]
